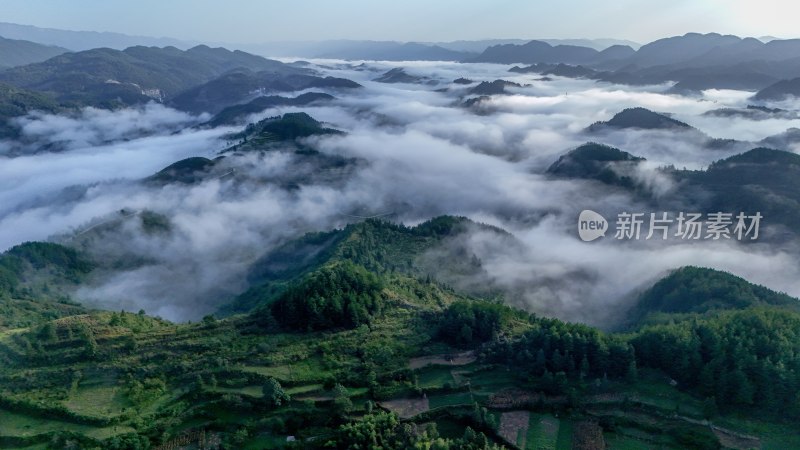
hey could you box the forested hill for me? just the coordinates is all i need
[223,215,510,314]
[1,218,799,448]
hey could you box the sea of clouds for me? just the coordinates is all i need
[2,59,800,324]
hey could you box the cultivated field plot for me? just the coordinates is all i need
[408,351,476,369]
[525,414,571,450]
[379,397,430,418]
[417,365,457,388]
[64,384,130,417]
[498,410,530,447]
[427,391,474,409]
[0,407,134,440]
[604,433,662,450]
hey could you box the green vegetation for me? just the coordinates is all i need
[632,307,800,415]
[269,261,386,331]
[546,142,645,188]
[0,36,67,70]
[437,301,518,348]
[469,80,523,95]
[146,156,216,184]
[629,266,798,325]
[0,242,94,330]
[332,411,503,449]
[0,82,62,138]
[487,316,638,392]
[587,107,692,131]
[205,92,335,127]
[226,215,493,314]
[1,217,798,448]
[170,70,359,114]
[676,147,800,229]
[228,112,343,151]
[549,143,800,232]
[0,45,297,109]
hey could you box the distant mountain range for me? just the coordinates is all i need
[297,41,471,61]
[549,140,800,236]
[0,44,361,128]
[6,22,800,96]
[473,40,635,65]
[169,68,359,114]
[478,33,800,68]
[0,35,68,69]
[4,25,800,132]
[0,21,193,51]
[754,77,800,101]
[477,33,800,94]
[0,22,641,61]
[0,45,295,103]
[245,38,640,60]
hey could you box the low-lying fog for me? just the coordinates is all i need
[3,59,800,325]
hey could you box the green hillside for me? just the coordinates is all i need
[0,36,67,69]
[546,142,645,189]
[1,218,798,448]
[628,266,798,326]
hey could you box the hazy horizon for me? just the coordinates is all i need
[1,0,797,45]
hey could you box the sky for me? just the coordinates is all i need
[0,0,797,44]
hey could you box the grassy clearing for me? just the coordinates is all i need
[467,369,521,394]
[417,366,455,389]
[554,419,573,450]
[625,370,704,417]
[285,384,323,395]
[604,432,661,450]
[239,358,330,383]
[0,407,133,439]
[64,382,130,418]
[408,351,476,370]
[209,385,264,398]
[427,391,473,409]
[713,415,800,450]
[243,433,288,449]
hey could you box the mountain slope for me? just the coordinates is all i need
[0,242,94,330]
[627,266,799,327]
[1,220,800,447]
[315,41,472,61]
[472,40,604,65]
[586,107,692,131]
[0,35,68,69]
[204,92,335,127]
[584,107,739,150]
[0,21,193,51]
[621,32,743,68]
[753,77,800,101]
[223,216,507,314]
[675,148,800,231]
[549,143,800,236]
[0,45,304,108]
[0,82,62,138]
[547,142,645,188]
[169,69,359,114]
